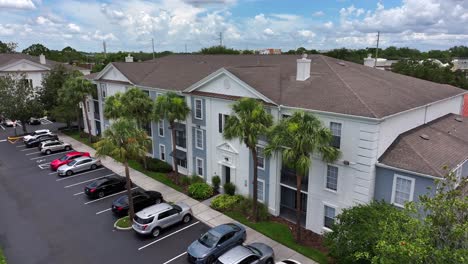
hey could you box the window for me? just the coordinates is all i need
[194,99,203,120]
[195,129,203,150]
[324,205,336,229]
[159,145,166,161]
[177,158,187,168]
[142,122,152,137]
[218,114,229,133]
[196,158,204,176]
[391,175,415,207]
[142,90,150,96]
[86,101,90,112]
[326,165,338,191]
[257,179,265,202]
[175,129,186,149]
[330,122,342,149]
[158,120,164,137]
[257,146,265,169]
[100,83,107,98]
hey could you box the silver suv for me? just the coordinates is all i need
[132,202,193,237]
[40,140,72,154]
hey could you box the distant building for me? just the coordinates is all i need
[452,58,468,71]
[363,54,398,71]
[258,48,282,55]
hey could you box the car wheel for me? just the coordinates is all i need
[206,255,215,264]
[98,191,105,198]
[65,146,71,151]
[265,259,274,264]
[91,164,97,170]
[66,170,73,176]
[45,149,51,155]
[183,214,192,223]
[155,198,162,204]
[151,227,161,237]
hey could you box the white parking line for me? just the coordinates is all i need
[38,164,50,170]
[74,191,85,196]
[84,187,138,205]
[64,173,114,188]
[49,171,57,175]
[30,150,73,160]
[162,252,187,264]
[26,151,42,155]
[138,221,200,251]
[0,125,5,130]
[0,139,6,142]
[16,145,26,148]
[21,148,35,151]
[16,123,22,127]
[95,208,112,215]
[56,168,107,181]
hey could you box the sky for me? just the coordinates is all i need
[0,0,467,53]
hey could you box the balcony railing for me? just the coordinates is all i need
[280,167,308,191]
[93,112,100,121]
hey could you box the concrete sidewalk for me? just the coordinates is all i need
[61,133,318,264]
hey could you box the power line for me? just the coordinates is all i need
[374,31,380,68]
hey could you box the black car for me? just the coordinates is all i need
[24,134,58,148]
[84,176,127,199]
[112,190,163,216]
[28,118,41,125]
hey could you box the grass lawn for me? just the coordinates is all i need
[225,211,329,264]
[115,216,131,228]
[0,248,6,264]
[62,130,95,148]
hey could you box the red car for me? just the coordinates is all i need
[50,152,91,171]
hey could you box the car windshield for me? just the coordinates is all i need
[134,215,154,225]
[88,178,107,188]
[246,246,262,256]
[59,155,70,161]
[68,160,77,166]
[115,195,129,204]
[198,231,220,248]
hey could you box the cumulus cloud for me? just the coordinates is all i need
[312,11,324,17]
[0,0,35,10]
[68,23,81,33]
[297,30,315,38]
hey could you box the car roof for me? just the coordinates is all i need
[74,156,94,162]
[66,151,83,156]
[35,129,50,133]
[42,140,59,144]
[210,224,238,236]
[136,203,172,218]
[217,245,252,263]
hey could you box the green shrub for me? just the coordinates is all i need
[212,176,221,191]
[223,182,236,195]
[180,175,192,186]
[238,198,270,221]
[211,194,243,211]
[146,158,172,173]
[188,183,214,200]
[190,174,205,184]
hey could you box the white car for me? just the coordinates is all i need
[276,260,301,264]
[2,119,14,127]
[23,129,52,142]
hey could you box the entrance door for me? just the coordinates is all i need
[224,166,231,184]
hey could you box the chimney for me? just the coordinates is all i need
[39,54,46,65]
[125,54,134,63]
[296,53,311,81]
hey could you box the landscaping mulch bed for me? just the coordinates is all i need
[270,215,329,255]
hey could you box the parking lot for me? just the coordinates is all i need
[0,132,210,264]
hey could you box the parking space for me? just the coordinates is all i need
[0,136,209,264]
[0,119,62,140]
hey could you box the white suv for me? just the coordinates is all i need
[23,129,52,142]
[132,202,193,237]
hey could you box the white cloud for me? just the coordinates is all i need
[312,11,324,17]
[0,0,35,10]
[0,24,15,36]
[68,23,81,33]
[263,28,274,35]
[92,30,117,41]
[36,16,53,25]
[297,30,315,38]
[323,21,333,29]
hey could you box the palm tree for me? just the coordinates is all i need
[94,118,151,222]
[223,98,273,222]
[153,92,190,184]
[265,111,341,242]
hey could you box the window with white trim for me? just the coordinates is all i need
[196,157,204,176]
[194,99,203,120]
[326,165,338,191]
[391,175,415,207]
[195,129,203,150]
[158,120,164,137]
[324,205,336,229]
[257,146,265,169]
[159,145,166,161]
[257,179,265,202]
[100,83,107,98]
[330,122,342,149]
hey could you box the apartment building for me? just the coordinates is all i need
[84,54,466,234]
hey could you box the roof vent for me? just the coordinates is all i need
[420,134,430,140]
[338,62,346,66]
[455,117,463,122]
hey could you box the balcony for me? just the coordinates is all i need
[280,167,308,191]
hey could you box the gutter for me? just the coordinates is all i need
[279,104,380,123]
[375,162,441,180]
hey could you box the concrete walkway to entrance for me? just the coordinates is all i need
[61,133,318,264]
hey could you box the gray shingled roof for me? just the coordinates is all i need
[0,53,87,71]
[379,114,468,177]
[97,54,466,118]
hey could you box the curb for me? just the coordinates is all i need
[114,218,132,231]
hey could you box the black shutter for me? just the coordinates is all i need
[219,114,223,133]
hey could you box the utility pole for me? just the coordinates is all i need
[217,32,223,47]
[152,38,155,59]
[374,31,380,68]
[103,41,107,59]
[185,44,187,53]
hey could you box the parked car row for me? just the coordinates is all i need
[0,117,43,127]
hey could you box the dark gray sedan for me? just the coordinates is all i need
[215,243,274,264]
[187,223,246,264]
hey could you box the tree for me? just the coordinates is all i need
[223,98,273,222]
[22,43,50,56]
[0,74,42,134]
[40,65,76,112]
[94,118,150,222]
[0,41,17,53]
[200,46,240,54]
[265,111,341,241]
[153,92,190,183]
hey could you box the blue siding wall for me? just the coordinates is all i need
[191,97,206,127]
[249,150,270,206]
[374,167,436,204]
[461,160,468,177]
[150,91,173,166]
[192,127,207,180]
